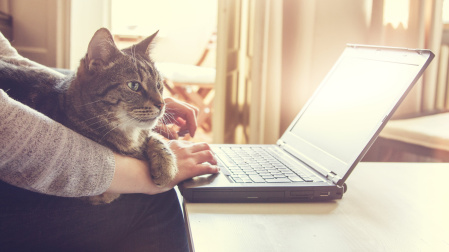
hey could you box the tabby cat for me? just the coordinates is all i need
[0,28,177,204]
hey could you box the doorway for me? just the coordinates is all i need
[111,0,217,142]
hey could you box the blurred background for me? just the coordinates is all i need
[1,0,449,162]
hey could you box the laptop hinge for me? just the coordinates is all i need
[277,140,286,147]
[327,171,341,184]
[277,140,342,184]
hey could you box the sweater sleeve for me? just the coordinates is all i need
[0,90,116,197]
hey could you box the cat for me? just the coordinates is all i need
[0,28,177,204]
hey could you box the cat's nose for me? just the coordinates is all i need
[155,102,165,110]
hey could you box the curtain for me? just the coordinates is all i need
[214,0,282,144]
[368,0,444,116]
[214,0,445,144]
[248,0,283,144]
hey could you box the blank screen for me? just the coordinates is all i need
[290,57,418,165]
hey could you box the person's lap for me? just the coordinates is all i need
[0,181,189,252]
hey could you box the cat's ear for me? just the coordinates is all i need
[134,30,159,58]
[86,28,121,71]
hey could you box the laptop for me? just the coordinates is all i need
[179,44,434,203]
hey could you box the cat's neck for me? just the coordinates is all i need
[62,91,148,157]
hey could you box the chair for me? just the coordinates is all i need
[156,31,216,133]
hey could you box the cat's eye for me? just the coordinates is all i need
[156,82,162,90]
[127,81,141,92]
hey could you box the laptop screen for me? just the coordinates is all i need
[281,45,433,184]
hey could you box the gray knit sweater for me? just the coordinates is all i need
[0,90,115,197]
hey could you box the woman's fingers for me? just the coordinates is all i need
[168,141,220,183]
[188,142,212,153]
[164,97,199,137]
[154,124,179,140]
[190,163,220,177]
[192,149,218,165]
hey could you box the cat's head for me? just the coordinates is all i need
[74,28,165,131]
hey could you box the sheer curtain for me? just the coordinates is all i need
[214,0,445,144]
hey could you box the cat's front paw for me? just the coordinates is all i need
[146,136,178,187]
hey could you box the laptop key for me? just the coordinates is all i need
[301,177,314,182]
[221,158,236,167]
[249,175,265,183]
[288,176,304,182]
[245,171,258,175]
[238,175,250,180]
[231,177,244,183]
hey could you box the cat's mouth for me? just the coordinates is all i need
[136,114,159,123]
[131,108,162,119]
[123,115,158,129]
[115,108,163,130]
[130,109,163,127]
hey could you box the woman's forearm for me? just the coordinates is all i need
[106,153,165,195]
[0,90,116,197]
[106,141,220,196]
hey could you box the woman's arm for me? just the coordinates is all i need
[107,141,219,195]
[1,90,219,197]
[0,90,115,197]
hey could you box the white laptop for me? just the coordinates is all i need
[179,44,434,203]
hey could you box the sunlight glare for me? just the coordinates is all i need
[383,0,409,29]
[444,0,449,24]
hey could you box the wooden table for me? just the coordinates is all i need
[182,162,449,252]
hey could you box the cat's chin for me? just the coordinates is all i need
[135,118,160,129]
[115,117,158,132]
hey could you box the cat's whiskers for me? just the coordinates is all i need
[164,107,185,115]
[92,124,111,132]
[81,111,115,124]
[99,115,137,141]
[91,116,120,131]
[88,117,116,130]
[82,112,118,129]
[162,109,174,119]
[158,117,174,139]
[163,110,181,125]
[75,99,105,108]
[91,112,128,131]
[160,111,184,139]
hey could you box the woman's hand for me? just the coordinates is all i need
[166,140,219,186]
[106,141,220,195]
[155,97,199,139]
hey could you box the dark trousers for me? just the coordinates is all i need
[0,181,189,252]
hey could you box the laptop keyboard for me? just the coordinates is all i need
[214,146,319,183]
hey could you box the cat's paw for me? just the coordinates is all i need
[146,136,178,187]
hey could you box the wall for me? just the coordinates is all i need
[0,0,217,70]
[0,0,69,68]
[110,0,217,67]
[281,0,372,132]
[69,0,111,70]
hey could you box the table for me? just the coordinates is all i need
[182,162,449,252]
